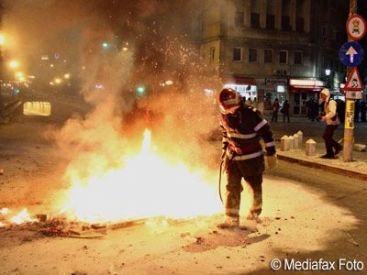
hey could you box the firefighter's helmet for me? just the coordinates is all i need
[218,88,241,114]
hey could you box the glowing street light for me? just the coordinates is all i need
[15,72,24,79]
[165,80,174,86]
[8,60,19,70]
[101,41,110,49]
[136,85,145,95]
[0,33,5,46]
[64,73,70,79]
[54,77,62,84]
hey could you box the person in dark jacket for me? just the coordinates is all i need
[218,88,277,228]
[360,100,366,122]
[271,98,280,122]
[355,100,361,123]
[281,100,290,122]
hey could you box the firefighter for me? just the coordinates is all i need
[218,88,277,229]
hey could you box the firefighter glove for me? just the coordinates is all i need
[266,154,277,170]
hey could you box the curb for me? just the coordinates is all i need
[277,154,367,181]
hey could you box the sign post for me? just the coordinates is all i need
[342,0,364,162]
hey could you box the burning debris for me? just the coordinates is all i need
[0,129,222,235]
[0,206,148,239]
[56,129,222,224]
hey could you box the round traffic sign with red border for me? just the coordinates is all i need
[346,14,366,41]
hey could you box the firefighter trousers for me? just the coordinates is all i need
[224,159,263,219]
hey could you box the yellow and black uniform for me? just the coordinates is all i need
[220,103,276,220]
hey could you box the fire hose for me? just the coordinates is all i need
[218,158,224,204]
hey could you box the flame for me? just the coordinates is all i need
[0,221,5,228]
[0,208,9,215]
[9,208,36,225]
[60,129,222,223]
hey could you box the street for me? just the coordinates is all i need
[0,116,366,275]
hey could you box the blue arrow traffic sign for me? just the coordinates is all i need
[339,41,364,66]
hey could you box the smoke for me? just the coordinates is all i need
[3,0,225,188]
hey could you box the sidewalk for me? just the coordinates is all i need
[265,115,367,180]
[277,143,367,181]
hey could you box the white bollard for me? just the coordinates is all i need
[288,136,295,150]
[354,144,366,152]
[293,134,299,149]
[305,139,317,156]
[281,135,289,151]
[297,131,303,147]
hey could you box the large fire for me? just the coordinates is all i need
[58,129,222,224]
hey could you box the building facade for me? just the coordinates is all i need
[199,0,348,114]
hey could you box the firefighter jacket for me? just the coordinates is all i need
[220,104,276,162]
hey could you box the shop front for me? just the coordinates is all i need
[288,79,325,115]
[263,77,288,110]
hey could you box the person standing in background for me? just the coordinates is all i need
[355,100,361,123]
[271,98,280,122]
[281,100,290,123]
[360,100,366,122]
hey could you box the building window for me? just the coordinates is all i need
[279,50,288,64]
[296,17,304,32]
[294,51,303,65]
[210,47,215,63]
[266,15,275,30]
[264,49,273,63]
[281,0,291,31]
[251,13,260,28]
[249,48,257,63]
[233,48,242,61]
[322,26,327,41]
[235,12,244,27]
[296,0,305,18]
[281,16,291,31]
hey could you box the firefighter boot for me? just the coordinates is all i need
[247,207,262,223]
[217,216,240,229]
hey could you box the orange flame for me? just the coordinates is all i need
[59,129,221,223]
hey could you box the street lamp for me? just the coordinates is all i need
[0,33,5,46]
[54,77,62,84]
[15,71,23,79]
[8,60,19,70]
[101,41,110,49]
[324,68,332,89]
